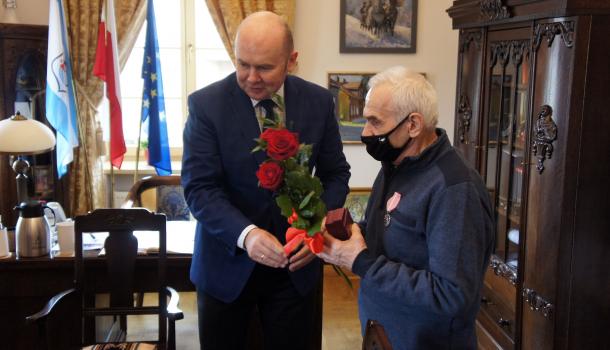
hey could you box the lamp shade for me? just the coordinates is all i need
[0,112,56,155]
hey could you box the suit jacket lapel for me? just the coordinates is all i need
[284,77,302,132]
[231,83,267,165]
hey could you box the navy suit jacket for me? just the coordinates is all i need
[182,73,351,302]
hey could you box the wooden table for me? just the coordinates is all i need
[0,221,195,350]
[0,220,322,350]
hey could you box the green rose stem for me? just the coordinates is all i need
[252,92,352,289]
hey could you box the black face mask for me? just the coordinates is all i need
[361,115,412,162]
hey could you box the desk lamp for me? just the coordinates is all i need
[0,111,56,203]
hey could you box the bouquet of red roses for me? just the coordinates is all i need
[252,96,326,255]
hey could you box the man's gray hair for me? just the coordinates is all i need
[368,66,439,127]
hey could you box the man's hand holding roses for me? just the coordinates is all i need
[244,228,288,268]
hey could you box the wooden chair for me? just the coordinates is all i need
[26,208,184,350]
[123,176,324,350]
[362,320,393,350]
[123,175,190,307]
[123,175,190,221]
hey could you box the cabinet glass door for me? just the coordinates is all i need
[485,39,530,272]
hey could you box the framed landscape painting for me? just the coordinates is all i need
[340,0,418,53]
[345,187,372,223]
[328,72,375,143]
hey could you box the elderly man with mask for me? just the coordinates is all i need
[317,66,494,350]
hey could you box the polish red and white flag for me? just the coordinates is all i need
[93,0,125,168]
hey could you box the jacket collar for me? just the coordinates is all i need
[382,128,451,175]
[283,76,301,132]
[231,75,265,164]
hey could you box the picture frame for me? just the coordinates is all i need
[32,165,53,198]
[345,187,372,223]
[340,0,418,53]
[328,72,375,143]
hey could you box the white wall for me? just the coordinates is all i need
[294,0,458,187]
[0,0,48,25]
[2,0,459,188]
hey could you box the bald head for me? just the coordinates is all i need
[235,11,294,56]
[233,11,298,100]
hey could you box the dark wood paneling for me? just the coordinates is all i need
[521,16,579,350]
[565,14,610,350]
[455,28,486,168]
[0,24,48,227]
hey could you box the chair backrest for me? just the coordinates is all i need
[362,319,393,350]
[123,175,190,221]
[74,208,169,345]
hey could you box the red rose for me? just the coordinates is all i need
[256,161,284,191]
[260,128,299,160]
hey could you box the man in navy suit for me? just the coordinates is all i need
[182,11,350,350]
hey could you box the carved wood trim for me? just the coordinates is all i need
[105,211,137,227]
[532,21,575,51]
[458,94,472,143]
[489,255,517,285]
[531,105,557,174]
[490,41,511,68]
[523,287,554,318]
[510,40,529,66]
[459,29,483,53]
[490,40,529,68]
[480,0,510,21]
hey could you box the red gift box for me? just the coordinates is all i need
[325,208,353,241]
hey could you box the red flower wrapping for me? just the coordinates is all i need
[256,161,284,191]
[284,227,324,255]
[287,208,298,225]
[260,128,299,160]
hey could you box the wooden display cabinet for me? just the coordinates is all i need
[447,1,610,349]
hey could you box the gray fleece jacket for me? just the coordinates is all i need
[352,129,494,350]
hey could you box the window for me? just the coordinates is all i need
[100,0,234,160]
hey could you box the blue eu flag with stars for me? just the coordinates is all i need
[141,0,171,175]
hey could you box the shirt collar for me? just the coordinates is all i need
[250,84,285,107]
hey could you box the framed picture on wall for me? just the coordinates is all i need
[340,0,418,53]
[33,165,53,199]
[328,72,375,143]
[345,187,372,223]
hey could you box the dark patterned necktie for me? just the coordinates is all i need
[257,99,276,128]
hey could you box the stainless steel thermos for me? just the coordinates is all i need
[14,201,55,258]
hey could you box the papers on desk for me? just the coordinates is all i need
[51,233,104,255]
[95,220,195,256]
[84,233,105,250]
[50,221,195,256]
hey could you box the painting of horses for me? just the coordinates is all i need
[328,72,375,143]
[340,0,418,53]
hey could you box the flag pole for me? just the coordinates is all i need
[134,118,143,184]
[110,161,115,208]
[101,0,114,207]
[94,0,127,207]
[140,0,172,177]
